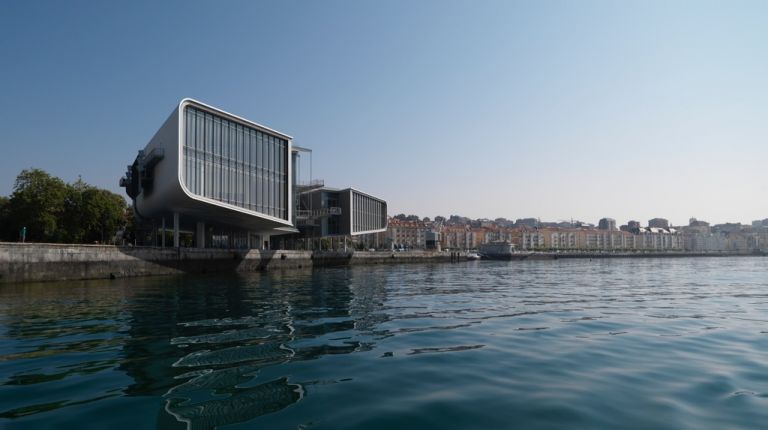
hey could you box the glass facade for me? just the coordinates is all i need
[352,191,386,233]
[182,106,289,221]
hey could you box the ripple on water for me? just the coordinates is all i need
[2,258,768,429]
[170,326,281,345]
[165,377,304,429]
[172,343,293,368]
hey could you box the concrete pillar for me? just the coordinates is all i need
[196,221,205,249]
[173,212,180,248]
[161,217,166,248]
[264,234,270,250]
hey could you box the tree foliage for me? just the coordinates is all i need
[4,169,68,242]
[0,169,128,243]
[0,196,10,240]
[62,177,128,243]
[393,213,421,222]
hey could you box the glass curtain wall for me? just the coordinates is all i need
[352,191,386,233]
[182,106,289,221]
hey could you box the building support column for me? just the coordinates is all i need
[161,217,166,248]
[173,212,180,248]
[196,221,205,249]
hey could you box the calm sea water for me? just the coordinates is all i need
[2,258,768,429]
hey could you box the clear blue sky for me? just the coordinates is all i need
[1,0,767,226]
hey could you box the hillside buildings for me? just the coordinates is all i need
[381,215,765,254]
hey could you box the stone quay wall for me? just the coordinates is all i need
[0,243,455,284]
[0,243,757,284]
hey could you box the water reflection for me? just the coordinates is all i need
[7,259,768,429]
[0,280,133,420]
[0,267,389,428]
[165,377,303,430]
[154,269,385,428]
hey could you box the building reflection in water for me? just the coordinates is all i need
[0,267,390,428]
[116,267,389,429]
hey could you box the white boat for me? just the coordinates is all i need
[466,252,481,261]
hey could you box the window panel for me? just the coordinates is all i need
[181,106,289,220]
[267,135,273,216]
[235,124,242,206]
[244,131,251,209]
[201,112,206,197]
[185,109,193,191]
[279,141,285,217]
[204,113,213,198]
[228,123,235,204]
[256,132,263,213]
[213,118,221,201]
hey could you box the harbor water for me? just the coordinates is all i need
[2,257,768,429]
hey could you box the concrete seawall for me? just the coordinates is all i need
[0,243,760,284]
[0,243,455,284]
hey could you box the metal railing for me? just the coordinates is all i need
[295,207,342,219]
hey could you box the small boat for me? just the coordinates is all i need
[479,241,529,260]
[466,252,481,261]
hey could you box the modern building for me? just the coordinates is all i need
[425,230,441,250]
[297,187,387,238]
[121,98,386,249]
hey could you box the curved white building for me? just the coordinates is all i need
[121,99,386,249]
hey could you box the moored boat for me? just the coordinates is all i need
[479,241,529,260]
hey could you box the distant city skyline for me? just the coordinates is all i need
[1,1,767,226]
[389,213,764,229]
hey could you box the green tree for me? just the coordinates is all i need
[2,169,129,244]
[6,169,68,242]
[61,177,89,242]
[79,187,127,243]
[121,206,137,245]
[0,196,10,241]
[62,177,128,243]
